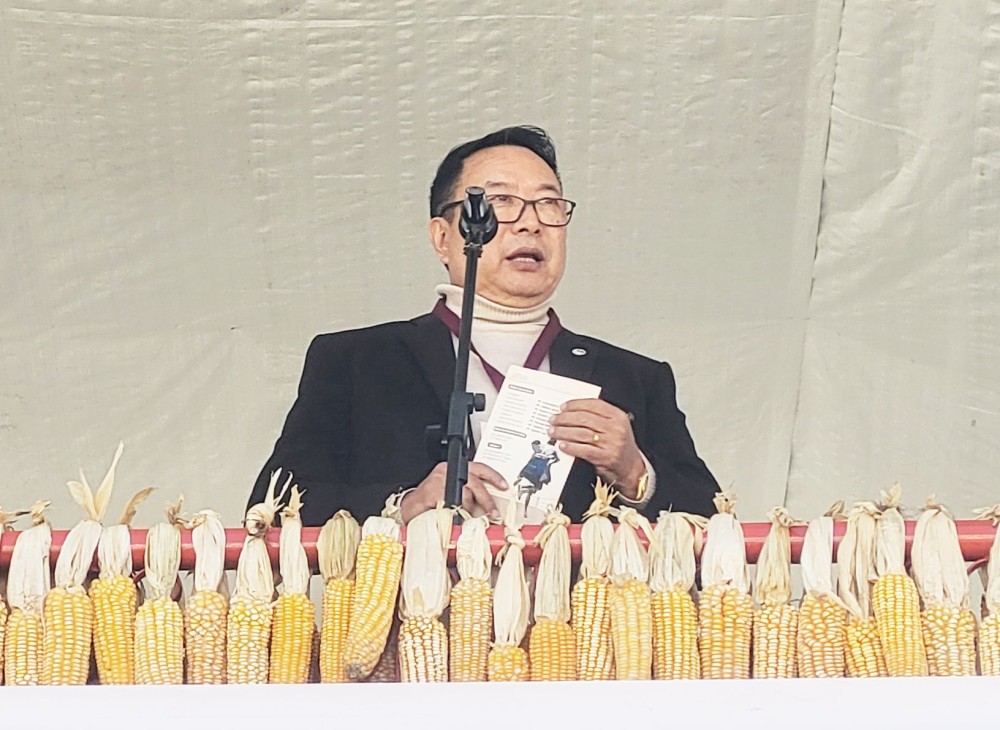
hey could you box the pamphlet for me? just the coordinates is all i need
[476,365,601,525]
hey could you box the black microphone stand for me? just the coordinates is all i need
[441,187,498,511]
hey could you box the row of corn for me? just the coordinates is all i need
[4,443,1000,684]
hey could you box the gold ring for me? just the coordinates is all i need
[592,432,600,444]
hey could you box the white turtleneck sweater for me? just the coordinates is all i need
[435,284,655,506]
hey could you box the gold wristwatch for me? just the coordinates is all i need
[634,471,650,502]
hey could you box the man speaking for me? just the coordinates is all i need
[249,126,718,525]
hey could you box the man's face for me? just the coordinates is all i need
[428,145,568,308]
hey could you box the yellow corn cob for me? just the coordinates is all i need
[397,506,452,683]
[651,588,699,680]
[649,507,704,681]
[528,618,576,681]
[980,612,1000,675]
[528,509,575,682]
[91,485,155,685]
[571,482,616,681]
[135,501,185,685]
[796,594,845,677]
[318,510,360,683]
[921,606,976,676]
[488,644,529,681]
[184,509,228,685]
[185,589,228,684]
[845,616,887,678]
[450,515,493,682]
[41,587,94,685]
[488,499,531,682]
[269,487,315,684]
[343,516,404,681]
[753,603,798,678]
[699,493,752,679]
[5,501,52,686]
[872,573,927,676]
[228,471,288,684]
[609,506,654,680]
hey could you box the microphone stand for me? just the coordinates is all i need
[442,187,498,511]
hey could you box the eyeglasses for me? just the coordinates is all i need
[437,194,577,227]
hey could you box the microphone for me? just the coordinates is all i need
[458,186,499,245]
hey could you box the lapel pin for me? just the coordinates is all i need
[571,348,587,356]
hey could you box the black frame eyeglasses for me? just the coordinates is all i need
[437,194,577,227]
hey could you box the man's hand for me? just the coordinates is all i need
[400,461,508,524]
[548,398,646,499]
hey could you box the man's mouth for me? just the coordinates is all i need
[506,248,545,263]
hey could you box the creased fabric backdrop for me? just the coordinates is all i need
[1,0,996,527]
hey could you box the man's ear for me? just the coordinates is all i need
[428,217,451,267]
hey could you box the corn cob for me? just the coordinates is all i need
[797,504,846,678]
[838,502,888,678]
[185,509,228,684]
[343,513,404,680]
[609,506,654,680]
[228,470,288,684]
[318,510,360,683]
[912,499,976,676]
[873,484,928,676]
[529,508,575,681]
[488,499,531,681]
[269,487,316,684]
[571,481,615,681]
[135,498,185,684]
[398,505,453,682]
[649,511,704,680]
[976,505,1000,675]
[449,514,492,682]
[752,507,797,679]
[699,492,752,679]
[42,459,115,686]
[90,486,155,685]
[0,507,28,683]
[365,619,401,682]
[5,501,52,686]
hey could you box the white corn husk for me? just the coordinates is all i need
[912,499,969,611]
[191,510,226,594]
[802,506,840,601]
[278,488,311,597]
[318,510,361,584]
[649,512,705,595]
[578,481,615,581]
[493,498,530,648]
[234,470,290,602]
[399,504,452,620]
[700,492,750,593]
[837,502,880,620]
[533,508,572,622]
[975,505,1000,616]
[145,499,184,602]
[7,503,52,617]
[755,507,795,606]
[455,513,491,583]
[610,506,656,585]
[875,484,908,578]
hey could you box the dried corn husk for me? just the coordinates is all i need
[976,505,1000,617]
[649,512,705,595]
[8,502,52,617]
[837,502,880,620]
[533,508,572,623]
[700,492,750,593]
[493,500,530,649]
[579,481,615,582]
[399,504,452,621]
[318,510,361,585]
[755,507,795,607]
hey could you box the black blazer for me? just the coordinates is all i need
[249,313,718,525]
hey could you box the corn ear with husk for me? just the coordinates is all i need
[270,487,315,684]
[318,510,360,683]
[90,485,156,685]
[488,498,531,681]
[343,510,404,681]
[5,501,52,686]
[571,480,615,681]
[135,498,185,684]
[529,507,575,681]
[649,511,705,680]
[837,502,887,678]
[449,512,492,682]
[185,509,228,684]
[912,498,975,676]
[699,492,752,679]
[797,503,847,678]
[609,505,655,680]
[873,484,928,676]
[42,451,116,686]
[753,507,798,679]
[228,470,288,684]
[398,504,453,682]
[976,504,1000,675]
[0,507,26,684]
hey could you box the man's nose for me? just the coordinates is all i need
[512,200,543,234]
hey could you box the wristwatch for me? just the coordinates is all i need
[634,471,650,502]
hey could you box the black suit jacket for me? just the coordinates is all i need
[250,313,718,525]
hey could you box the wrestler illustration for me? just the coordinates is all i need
[513,438,560,517]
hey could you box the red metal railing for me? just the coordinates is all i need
[3,519,995,571]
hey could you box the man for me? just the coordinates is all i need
[249,126,718,525]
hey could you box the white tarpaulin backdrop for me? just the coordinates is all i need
[1,0,996,527]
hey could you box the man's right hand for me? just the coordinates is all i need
[400,461,508,524]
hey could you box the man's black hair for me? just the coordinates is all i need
[429,125,560,218]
